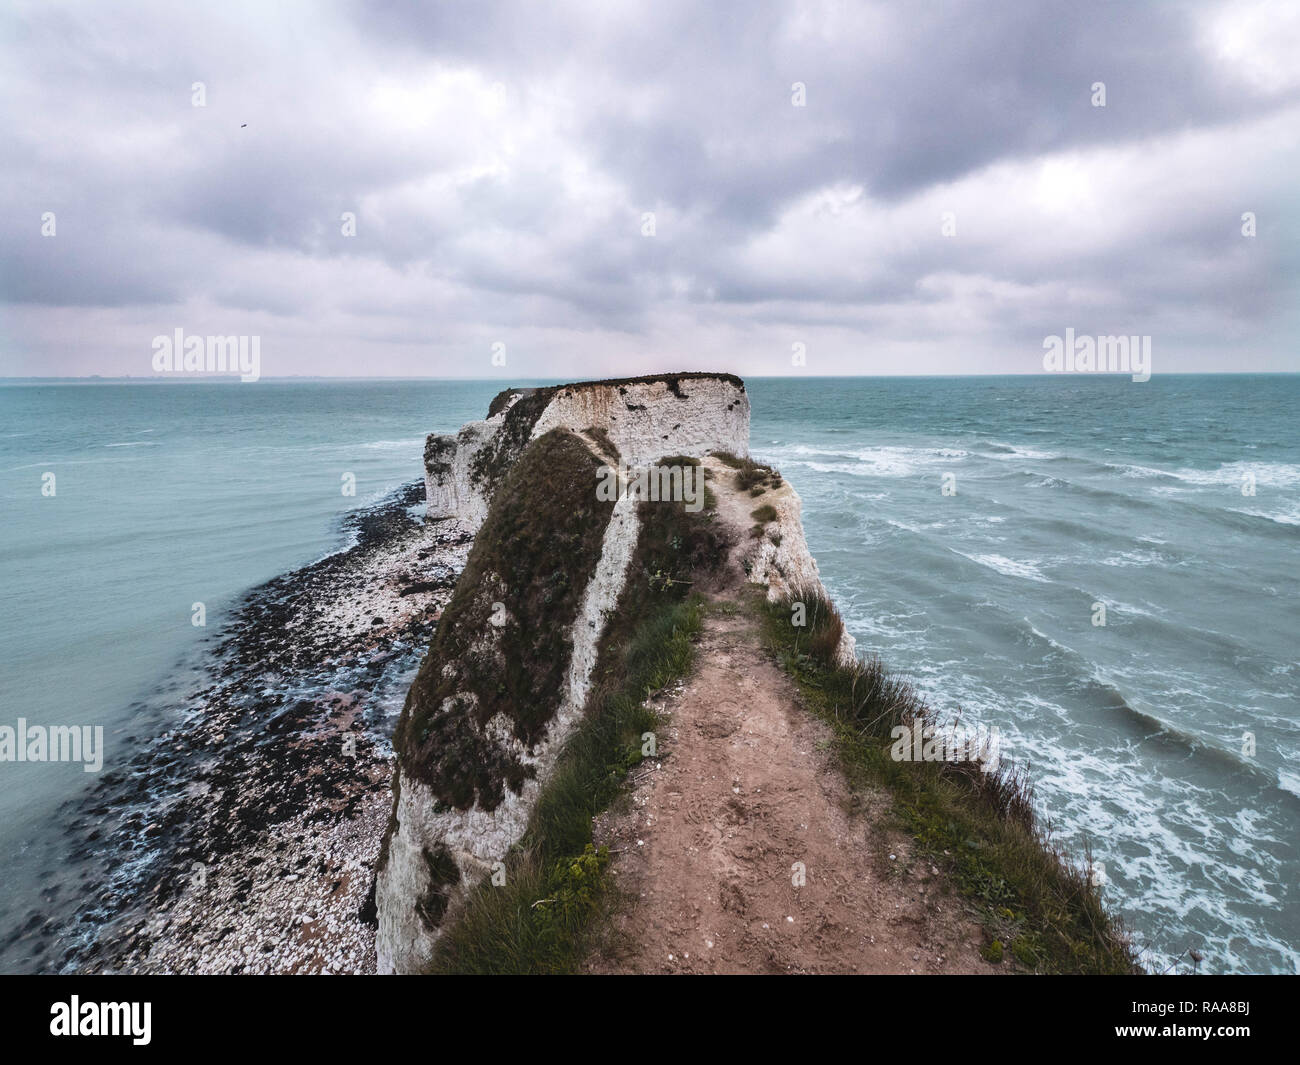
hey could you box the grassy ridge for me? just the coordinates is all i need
[427,595,703,973]
[757,591,1141,974]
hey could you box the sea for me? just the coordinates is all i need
[0,374,1296,973]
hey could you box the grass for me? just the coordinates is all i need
[426,492,730,973]
[757,590,1141,975]
[426,594,703,973]
[584,425,619,459]
[655,454,716,510]
[750,501,779,538]
[713,451,783,495]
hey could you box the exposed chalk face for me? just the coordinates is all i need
[531,376,750,467]
[423,420,500,528]
[423,374,750,529]
[703,454,858,668]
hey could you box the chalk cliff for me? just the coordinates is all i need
[424,374,751,530]
[376,372,847,973]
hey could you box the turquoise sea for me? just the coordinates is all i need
[0,375,1296,973]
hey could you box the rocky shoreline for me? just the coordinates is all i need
[15,482,472,974]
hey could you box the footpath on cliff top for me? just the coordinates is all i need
[587,456,997,974]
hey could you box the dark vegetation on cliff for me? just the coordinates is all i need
[392,429,614,811]
[425,494,731,973]
[758,592,1141,975]
[423,435,458,480]
[714,450,783,496]
[468,388,558,499]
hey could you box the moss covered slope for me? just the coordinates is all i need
[394,427,614,810]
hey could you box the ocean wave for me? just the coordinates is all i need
[357,437,426,451]
[959,552,1050,582]
[881,516,949,534]
[1079,675,1296,804]
[1172,461,1300,488]
[1107,462,1184,481]
[1229,504,1300,527]
[1097,549,1170,567]
[978,441,1058,460]
[763,443,969,477]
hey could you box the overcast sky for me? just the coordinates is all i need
[2,0,1297,379]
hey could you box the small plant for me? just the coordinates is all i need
[584,426,618,459]
[712,451,783,494]
[648,567,693,593]
[531,845,611,931]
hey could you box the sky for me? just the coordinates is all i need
[1,0,1297,380]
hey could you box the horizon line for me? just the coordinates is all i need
[2,370,1298,383]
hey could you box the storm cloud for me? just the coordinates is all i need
[2,0,1297,378]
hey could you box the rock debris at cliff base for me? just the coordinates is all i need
[35,483,473,975]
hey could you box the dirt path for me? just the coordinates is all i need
[589,464,996,974]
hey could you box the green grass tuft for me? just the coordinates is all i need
[756,590,1141,975]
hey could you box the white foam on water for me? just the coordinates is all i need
[960,552,1051,583]
[983,443,1058,461]
[1278,769,1300,799]
[1172,461,1300,488]
[1098,549,1167,567]
[1231,502,1300,526]
[762,443,969,479]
